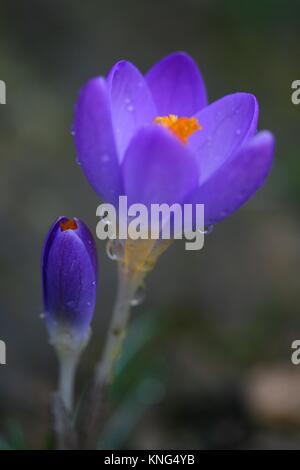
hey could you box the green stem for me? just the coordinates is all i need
[79,266,139,449]
[58,353,78,412]
[51,329,90,449]
[94,268,136,385]
[53,352,79,450]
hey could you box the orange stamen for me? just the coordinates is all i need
[154,114,201,143]
[60,218,78,231]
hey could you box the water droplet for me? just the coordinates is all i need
[106,239,116,260]
[236,129,241,136]
[106,239,124,261]
[75,156,81,165]
[87,301,91,307]
[127,104,134,112]
[131,283,146,307]
[71,129,75,136]
[92,280,96,286]
[39,313,45,319]
[199,225,214,235]
[124,97,131,104]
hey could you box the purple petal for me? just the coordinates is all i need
[146,52,207,117]
[73,77,122,205]
[42,217,97,339]
[189,93,259,183]
[187,131,275,226]
[121,125,199,209]
[108,61,157,159]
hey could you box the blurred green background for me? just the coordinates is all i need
[0,0,299,450]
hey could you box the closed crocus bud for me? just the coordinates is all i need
[42,216,97,353]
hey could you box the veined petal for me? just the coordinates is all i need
[73,77,122,205]
[189,93,259,183]
[121,125,199,209]
[108,61,157,159]
[187,131,275,226]
[146,52,207,116]
[42,217,97,339]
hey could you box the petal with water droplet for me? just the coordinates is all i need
[186,131,275,226]
[73,77,123,205]
[108,61,157,160]
[189,93,259,183]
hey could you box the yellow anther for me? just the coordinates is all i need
[154,114,201,143]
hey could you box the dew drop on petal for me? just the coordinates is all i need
[236,129,241,136]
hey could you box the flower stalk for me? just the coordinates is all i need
[78,237,173,448]
[53,354,78,450]
[94,267,136,386]
[78,263,140,449]
[51,328,91,449]
[58,352,77,412]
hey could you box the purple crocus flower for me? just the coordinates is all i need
[42,217,97,345]
[73,52,274,228]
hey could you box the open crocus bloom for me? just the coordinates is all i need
[73,52,274,231]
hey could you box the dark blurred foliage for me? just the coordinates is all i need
[0,0,300,449]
